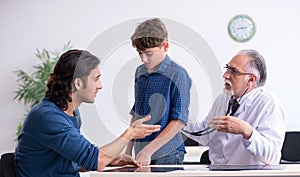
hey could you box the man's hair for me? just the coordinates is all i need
[238,49,267,87]
[45,49,100,110]
[131,18,168,51]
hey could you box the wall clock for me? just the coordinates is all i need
[228,14,256,42]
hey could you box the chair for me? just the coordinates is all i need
[0,152,15,177]
[182,133,200,146]
[280,131,300,164]
[200,149,211,164]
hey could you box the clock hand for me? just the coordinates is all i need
[235,26,248,30]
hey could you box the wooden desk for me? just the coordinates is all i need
[79,164,300,177]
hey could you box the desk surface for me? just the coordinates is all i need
[79,164,300,177]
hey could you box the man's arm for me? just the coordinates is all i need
[134,119,185,166]
[97,115,160,171]
[209,97,286,164]
[124,116,135,156]
[124,140,133,156]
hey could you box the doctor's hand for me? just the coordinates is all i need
[209,116,253,139]
[127,115,161,140]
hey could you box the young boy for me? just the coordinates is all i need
[126,18,192,165]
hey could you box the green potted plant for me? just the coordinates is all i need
[14,41,72,137]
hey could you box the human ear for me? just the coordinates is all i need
[74,78,82,90]
[248,75,257,86]
[249,78,253,84]
[163,41,169,52]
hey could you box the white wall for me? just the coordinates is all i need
[1,0,300,154]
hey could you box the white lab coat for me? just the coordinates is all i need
[185,88,286,165]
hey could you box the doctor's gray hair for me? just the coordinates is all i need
[238,49,267,87]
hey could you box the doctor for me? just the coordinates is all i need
[185,49,286,165]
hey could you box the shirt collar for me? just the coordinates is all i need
[155,54,171,73]
[239,87,263,105]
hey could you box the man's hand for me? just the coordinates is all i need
[97,116,160,171]
[127,115,161,139]
[209,116,253,139]
[110,154,141,167]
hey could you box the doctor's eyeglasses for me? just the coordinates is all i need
[224,64,253,76]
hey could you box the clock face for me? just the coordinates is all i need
[228,14,256,42]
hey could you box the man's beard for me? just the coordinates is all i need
[224,80,234,96]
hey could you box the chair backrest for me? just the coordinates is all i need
[0,152,15,177]
[281,131,300,163]
[200,149,211,164]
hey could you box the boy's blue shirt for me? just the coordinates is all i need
[131,55,192,159]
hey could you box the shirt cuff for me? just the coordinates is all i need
[242,128,257,148]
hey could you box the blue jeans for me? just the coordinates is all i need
[151,150,185,165]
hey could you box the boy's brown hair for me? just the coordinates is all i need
[131,18,168,51]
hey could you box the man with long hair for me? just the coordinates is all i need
[15,49,160,176]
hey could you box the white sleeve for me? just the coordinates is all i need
[242,95,286,164]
